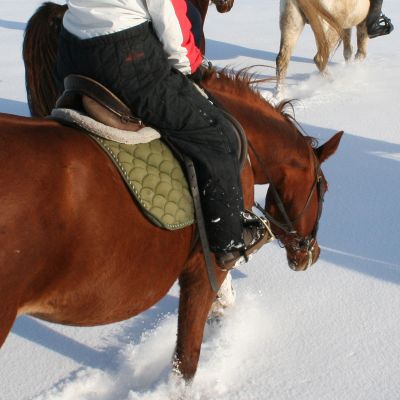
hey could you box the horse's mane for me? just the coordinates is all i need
[203,67,274,110]
[203,67,318,148]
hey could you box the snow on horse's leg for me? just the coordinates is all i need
[208,271,236,321]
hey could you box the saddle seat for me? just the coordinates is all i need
[56,74,144,132]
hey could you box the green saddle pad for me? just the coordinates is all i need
[91,136,195,230]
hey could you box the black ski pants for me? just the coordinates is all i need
[367,0,383,28]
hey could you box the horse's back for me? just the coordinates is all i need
[319,0,369,27]
[0,113,192,326]
[281,0,369,28]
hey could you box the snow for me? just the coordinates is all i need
[1,0,400,399]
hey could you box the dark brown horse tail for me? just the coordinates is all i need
[23,2,67,117]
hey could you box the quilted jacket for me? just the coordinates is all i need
[63,0,202,74]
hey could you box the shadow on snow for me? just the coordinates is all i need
[299,124,400,283]
[0,19,26,31]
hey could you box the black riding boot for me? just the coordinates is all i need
[366,0,394,38]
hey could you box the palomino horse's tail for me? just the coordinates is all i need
[23,2,67,117]
[297,0,343,71]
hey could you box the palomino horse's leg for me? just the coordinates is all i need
[174,250,227,380]
[313,25,340,73]
[276,0,305,96]
[343,29,353,62]
[355,23,368,61]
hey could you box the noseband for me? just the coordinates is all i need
[248,140,325,263]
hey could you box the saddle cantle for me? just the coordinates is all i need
[56,74,143,132]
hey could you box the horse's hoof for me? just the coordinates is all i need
[355,53,366,62]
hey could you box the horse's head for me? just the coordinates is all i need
[211,0,234,13]
[200,69,343,271]
[261,131,343,271]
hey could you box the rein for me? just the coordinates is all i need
[247,139,324,260]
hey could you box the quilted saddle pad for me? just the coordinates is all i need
[91,136,195,230]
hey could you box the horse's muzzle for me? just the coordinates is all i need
[212,0,234,13]
[287,241,321,271]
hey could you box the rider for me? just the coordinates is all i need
[56,0,270,269]
[366,0,394,38]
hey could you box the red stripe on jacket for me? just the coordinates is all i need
[170,0,203,73]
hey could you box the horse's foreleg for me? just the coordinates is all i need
[174,252,227,381]
[355,23,368,61]
[276,0,305,95]
[343,29,353,61]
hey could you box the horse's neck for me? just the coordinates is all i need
[206,80,309,185]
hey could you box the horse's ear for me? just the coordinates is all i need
[315,131,344,163]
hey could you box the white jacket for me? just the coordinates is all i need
[63,0,202,74]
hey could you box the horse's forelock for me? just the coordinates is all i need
[278,100,319,148]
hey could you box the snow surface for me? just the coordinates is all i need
[1,0,400,399]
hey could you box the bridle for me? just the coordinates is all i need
[248,140,325,267]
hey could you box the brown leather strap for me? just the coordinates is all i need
[219,109,248,170]
[183,155,220,292]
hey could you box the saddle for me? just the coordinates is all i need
[56,74,248,168]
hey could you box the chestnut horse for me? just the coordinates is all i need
[0,2,342,381]
[277,0,371,95]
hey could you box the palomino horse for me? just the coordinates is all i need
[277,0,370,95]
[0,3,342,381]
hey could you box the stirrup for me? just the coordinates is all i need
[368,14,394,38]
[216,212,274,270]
